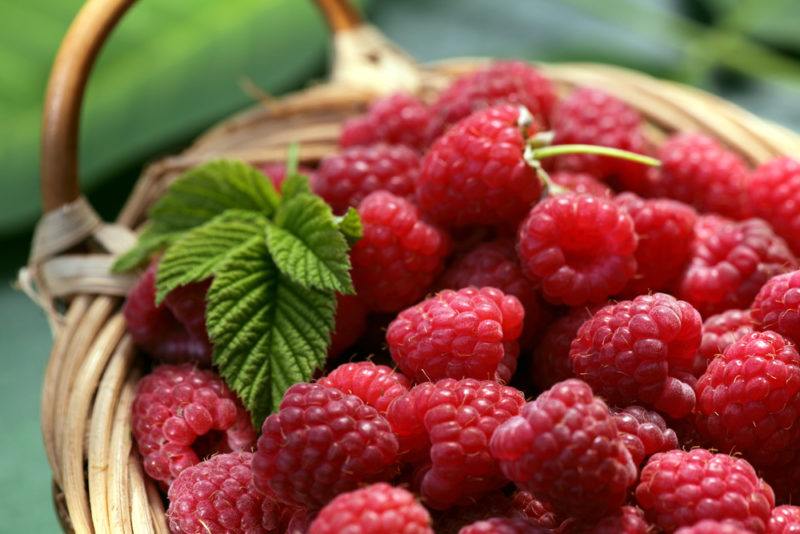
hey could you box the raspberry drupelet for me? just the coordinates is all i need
[748,157,800,255]
[569,293,702,418]
[131,364,256,486]
[340,93,431,151]
[752,270,800,346]
[252,383,399,509]
[692,308,757,378]
[318,361,410,416]
[351,191,450,313]
[517,193,638,306]
[769,505,800,533]
[386,287,525,383]
[530,306,598,390]
[612,406,678,466]
[490,379,637,520]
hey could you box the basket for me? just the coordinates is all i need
[25,0,800,531]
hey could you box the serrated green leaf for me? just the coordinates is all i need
[206,236,335,425]
[155,210,267,304]
[266,194,353,293]
[149,160,279,232]
[335,207,363,246]
[280,173,312,201]
[111,224,179,273]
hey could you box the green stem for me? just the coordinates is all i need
[530,144,661,167]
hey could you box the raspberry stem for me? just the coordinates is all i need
[529,144,661,167]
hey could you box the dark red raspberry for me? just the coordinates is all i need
[319,361,410,415]
[748,157,800,255]
[517,193,637,306]
[257,162,318,190]
[340,93,431,152]
[351,191,449,312]
[635,449,774,532]
[457,517,547,534]
[312,143,420,215]
[550,87,649,188]
[252,383,399,509]
[511,491,560,530]
[649,133,751,219]
[307,483,433,534]
[550,171,613,198]
[387,287,524,382]
[753,270,800,346]
[691,309,757,378]
[261,499,308,534]
[123,261,212,365]
[386,378,525,509]
[167,452,267,533]
[490,379,637,519]
[677,215,796,317]
[769,505,800,533]
[132,364,256,486]
[675,520,756,534]
[329,294,367,358]
[615,192,697,296]
[613,406,678,466]
[426,61,556,141]
[695,331,800,467]
[530,306,598,390]
[569,293,701,418]
[417,104,542,230]
[571,506,650,534]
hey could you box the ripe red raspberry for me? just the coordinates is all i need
[307,483,433,534]
[649,133,751,219]
[319,361,410,415]
[635,449,774,532]
[530,306,598,389]
[695,331,800,467]
[426,61,556,141]
[753,270,800,346]
[329,294,367,357]
[351,191,449,312]
[257,162,318,190]
[340,93,431,152]
[131,364,256,486]
[517,193,637,306]
[490,379,637,519]
[769,505,800,533]
[387,287,524,382]
[569,293,702,418]
[550,171,613,198]
[691,308,757,378]
[677,215,796,317]
[615,192,697,296]
[613,406,679,466]
[167,452,267,533]
[386,378,525,509]
[252,383,399,509]
[417,104,542,230]
[123,261,212,365]
[571,506,650,534]
[675,520,756,534]
[550,88,649,188]
[748,157,800,255]
[457,517,547,534]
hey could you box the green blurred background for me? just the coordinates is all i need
[3,0,800,530]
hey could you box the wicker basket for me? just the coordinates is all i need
[26,0,800,531]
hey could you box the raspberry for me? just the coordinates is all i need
[313,143,420,214]
[675,520,756,534]
[252,383,399,509]
[695,331,800,468]
[261,499,308,534]
[307,483,433,534]
[340,93,431,152]
[550,88,649,188]
[351,191,449,312]
[329,294,367,357]
[319,361,410,415]
[517,193,638,306]
[490,379,637,519]
[692,309,757,378]
[615,192,697,296]
[530,306,598,390]
[769,505,800,533]
[417,104,542,230]
[748,157,800,255]
[677,215,796,317]
[257,162,317,190]
[753,271,800,346]
[612,406,678,466]
[123,261,212,365]
[569,293,702,418]
[457,517,547,534]
[166,452,267,533]
[386,378,525,508]
[550,171,613,198]
[426,61,556,141]
[131,364,256,486]
[635,449,774,532]
[572,506,650,534]
[650,133,751,219]
[511,491,560,530]
[387,287,525,382]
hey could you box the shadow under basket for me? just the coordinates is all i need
[23,0,800,532]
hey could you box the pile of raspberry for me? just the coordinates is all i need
[122,61,800,533]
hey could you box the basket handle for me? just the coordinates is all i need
[40,0,370,214]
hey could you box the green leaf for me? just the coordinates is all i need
[111,224,179,273]
[335,207,363,246]
[155,210,267,304]
[266,194,354,293]
[280,173,312,201]
[150,160,279,232]
[206,236,335,425]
